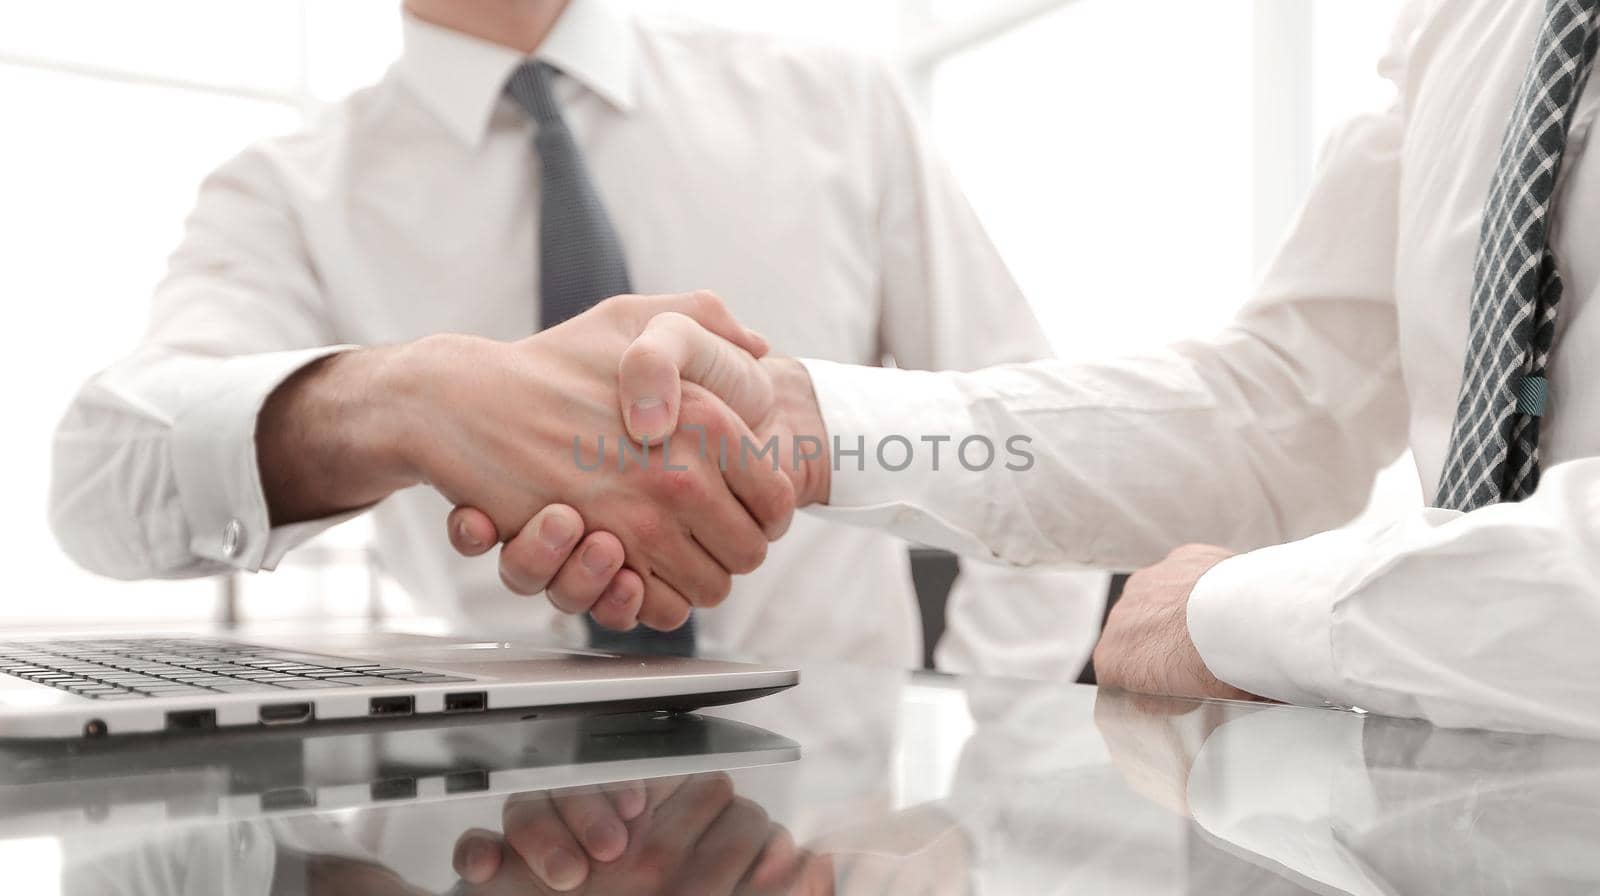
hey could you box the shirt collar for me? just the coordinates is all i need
[399,0,637,147]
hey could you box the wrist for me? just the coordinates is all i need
[766,357,831,507]
[257,345,423,525]
[370,333,492,487]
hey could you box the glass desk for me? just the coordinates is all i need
[2,661,1596,895]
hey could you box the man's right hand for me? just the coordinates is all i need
[257,292,795,627]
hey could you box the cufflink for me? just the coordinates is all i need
[221,519,245,559]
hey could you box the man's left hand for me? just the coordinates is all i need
[1092,545,1262,703]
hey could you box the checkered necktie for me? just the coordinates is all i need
[1436,0,1600,511]
[506,61,696,656]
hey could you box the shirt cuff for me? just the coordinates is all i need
[797,358,975,508]
[1187,532,1369,708]
[171,346,356,572]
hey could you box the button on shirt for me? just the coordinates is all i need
[805,0,1600,735]
[49,0,1106,671]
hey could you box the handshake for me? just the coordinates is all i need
[262,292,830,635]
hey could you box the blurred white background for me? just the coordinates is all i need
[0,0,1410,627]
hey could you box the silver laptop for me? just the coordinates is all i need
[0,631,798,740]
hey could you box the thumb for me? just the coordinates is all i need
[618,312,774,443]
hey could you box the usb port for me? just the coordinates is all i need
[371,777,417,802]
[368,696,414,717]
[444,769,490,794]
[165,709,217,732]
[444,691,487,713]
[259,702,314,725]
[261,787,316,811]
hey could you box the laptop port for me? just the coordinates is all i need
[261,787,316,811]
[259,702,314,725]
[371,777,417,802]
[444,691,487,713]
[165,709,217,732]
[444,769,490,794]
[368,696,414,717]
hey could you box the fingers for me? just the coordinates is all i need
[692,389,796,541]
[551,785,631,864]
[619,311,775,443]
[544,531,625,615]
[637,574,697,631]
[497,505,585,598]
[604,779,649,821]
[587,568,646,632]
[503,792,592,892]
[745,826,800,892]
[676,796,772,894]
[452,828,505,886]
[447,506,499,557]
[669,408,772,577]
[646,772,738,859]
[632,290,769,359]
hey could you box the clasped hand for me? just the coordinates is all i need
[420,291,821,634]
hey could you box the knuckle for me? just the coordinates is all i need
[690,289,726,317]
[606,293,642,314]
[693,569,734,609]
[676,388,718,428]
[625,507,670,545]
[729,796,769,830]
[730,537,767,575]
[654,468,705,503]
[702,772,736,804]
[758,476,797,528]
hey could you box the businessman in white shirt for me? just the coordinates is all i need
[521,0,1600,738]
[49,0,1107,674]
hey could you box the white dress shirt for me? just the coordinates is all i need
[805,0,1600,735]
[48,0,1108,672]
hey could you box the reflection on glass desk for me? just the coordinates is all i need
[4,662,1599,894]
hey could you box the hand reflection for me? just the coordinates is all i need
[1092,689,1238,817]
[456,779,648,889]
[452,773,830,895]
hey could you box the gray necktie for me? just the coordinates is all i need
[1436,0,1600,512]
[506,60,696,656]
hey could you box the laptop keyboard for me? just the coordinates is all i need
[0,638,472,700]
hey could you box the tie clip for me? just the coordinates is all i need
[1515,376,1550,417]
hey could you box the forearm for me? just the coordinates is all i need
[256,346,421,526]
[801,318,1407,571]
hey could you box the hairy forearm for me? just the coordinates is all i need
[256,346,421,526]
